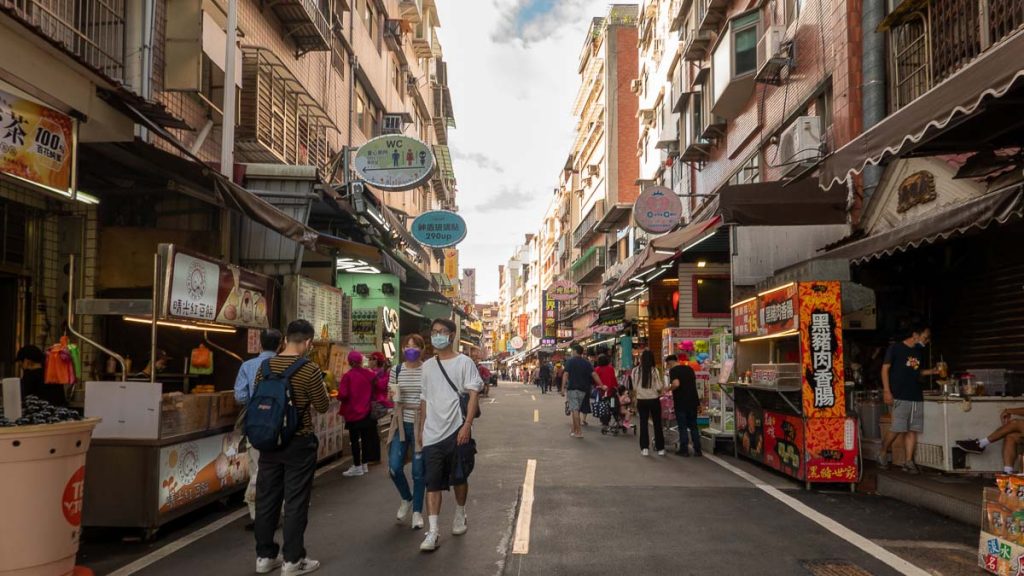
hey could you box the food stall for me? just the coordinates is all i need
[661,328,715,430]
[731,281,861,490]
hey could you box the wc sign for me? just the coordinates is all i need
[62,466,86,526]
[353,135,436,191]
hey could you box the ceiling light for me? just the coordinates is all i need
[123,316,236,333]
[697,261,707,268]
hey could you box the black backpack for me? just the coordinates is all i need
[244,358,308,451]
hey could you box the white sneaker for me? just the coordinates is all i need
[256,555,282,574]
[641,449,650,456]
[411,512,424,530]
[361,463,369,473]
[342,465,364,477]
[657,450,666,456]
[420,531,440,552]
[281,558,320,575]
[452,509,468,535]
[396,500,413,523]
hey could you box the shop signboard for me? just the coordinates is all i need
[0,88,74,191]
[291,276,346,342]
[411,210,467,248]
[352,134,435,191]
[763,410,805,480]
[805,418,858,482]
[510,336,524,350]
[549,279,580,301]
[593,309,626,335]
[757,283,798,337]
[443,248,459,283]
[799,281,845,417]
[162,245,275,329]
[158,430,248,514]
[731,297,759,339]
[633,186,682,234]
[350,309,379,347]
[530,325,543,338]
[518,314,529,338]
[543,291,558,338]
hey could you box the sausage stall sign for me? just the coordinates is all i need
[353,135,435,191]
[411,210,467,248]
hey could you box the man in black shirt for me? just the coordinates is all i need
[667,355,702,457]
[879,322,938,474]
[537,358,553,394]
[561,344,601,438]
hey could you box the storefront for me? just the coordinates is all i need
[336,271,401,360]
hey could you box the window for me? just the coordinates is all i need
[363,1,375,39]
[355,86,367,136]
[693,276,730,317]
[729,153,760,185]
[733,12,759,76]
[785,0,802,27]
[392,60,403,97]
[711,10,761,118]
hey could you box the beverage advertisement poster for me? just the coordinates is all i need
[805,418,859,482]
[0,88,74,191]
[763,410,805,480]
[350,309,379,347]
[158,431,248,513]
[799,281,845,417]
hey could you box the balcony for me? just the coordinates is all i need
[0,0,126,83]
[681,28,713,61]
[412,19,434,58]
[265,0,331,55]
[399,0,423,23]
[887,0,1024,113]
[384,19,409,56]
[572,199,605,247]
[571,246,607,284]
[695,0,728,34]
[656,98,680,150]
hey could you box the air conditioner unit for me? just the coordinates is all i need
[383,114,405,134]
[779,116,823,177]
[757,26,786,73]
[587,164,600,177]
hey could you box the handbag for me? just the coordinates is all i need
[189,344,214,375]
[44,337,75,385]
[436,357,481,420]
[370,374,391,420]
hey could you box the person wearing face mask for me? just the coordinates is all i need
[386,334,427,529]
[878,321,939,474]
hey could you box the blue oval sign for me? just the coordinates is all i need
[411,210,467,248]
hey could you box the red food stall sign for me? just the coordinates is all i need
[805,418,859,482]
[758,283,798,336]
[799,281,845,417]
[763,411,805,480]
[731,297,758,339]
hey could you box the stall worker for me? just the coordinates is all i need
[957,410,1024,474]
[128,349,171,381]
[878,322,939,474]
[15,345,61,406]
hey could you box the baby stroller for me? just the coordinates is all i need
[600,390,629,436]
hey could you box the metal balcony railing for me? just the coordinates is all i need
[0,0,126,83]
[571,246,606,284]
[265,0,331,55]
[572,200,605,247]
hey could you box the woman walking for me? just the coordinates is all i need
[630,350,666,456]
[387,334,427,529]
[339,351,386,477]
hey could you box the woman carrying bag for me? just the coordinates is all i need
[339,351,386,477]
[386,334,427,530]
[630,349,667,456]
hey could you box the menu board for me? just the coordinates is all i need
[294,276,346,342]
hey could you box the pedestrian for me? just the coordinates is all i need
[561,344,601,438]
[631,350,667,456]
[478,362,492,397]
[369,351,391,389]
[339,350,386,477]
[14,345,58,405]
[878,322,938,474]
[417,318,483,552]
[667,355,702,457]
[537,356,554,394]
[388,334,427,530]
[253,319,330,575]
[594,354,617,400]
[234,329,282,530]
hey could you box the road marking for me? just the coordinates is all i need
[531,395,536,401]
[533,409,539,422]
[106,457,349,576]
[512,459,537,555]
[489,398,496,404]
[705,455,930,576]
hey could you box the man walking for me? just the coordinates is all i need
[667,355,702,457]
[879,322,937,474]
[235,329,282,530]
[538,356,554,394]
[562,344,601,438]
[254,320,330,575]
[418,318,483,552]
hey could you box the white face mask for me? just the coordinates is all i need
[431,334,450,349]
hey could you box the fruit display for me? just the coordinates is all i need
[0,395,83,427]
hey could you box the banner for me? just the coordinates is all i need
[0,88,74,191]
[763,410,805,480]
[805,418,859,482]
[799,281,845,417]
[162,245,276,329]
[443,248,459,282]
[518,314,528,338]
[159,431,248,513]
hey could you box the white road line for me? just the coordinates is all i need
[533,409,539,423]
[512,459,537,555]
[531,395,536,401]
[705,455,930,576]
[106,458,349,576]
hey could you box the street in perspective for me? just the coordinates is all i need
[0,0,1022,575]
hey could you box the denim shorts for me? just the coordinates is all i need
[890,399,924,433]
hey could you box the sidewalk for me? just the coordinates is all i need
[861,462,987,527]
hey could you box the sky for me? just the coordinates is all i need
[434,0,612,302]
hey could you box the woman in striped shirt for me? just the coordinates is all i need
[387,333,427,530]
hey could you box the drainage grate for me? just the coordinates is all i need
[802,560,875,576]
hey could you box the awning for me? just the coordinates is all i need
[818,185,1023,264]
[820,28,1024,190]
[399,300,425,318]
[714,179,847,225]
[650,215,724,254]
[595,203,632,233]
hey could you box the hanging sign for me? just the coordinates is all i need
[0,88,74,192]
[161,245,275,329]
[731,297,759,339]
[799,281,845,417]
[510,336,524,350]
[353,135,435,191]
[543,290,558,338]
[549,278,580,301]
[633,186,682,234]
[411,210,467,248]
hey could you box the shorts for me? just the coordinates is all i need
[566,389,587,413]
[423,431,477,491]
[890,399,924,433]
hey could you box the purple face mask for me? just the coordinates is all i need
[403,348,422,362]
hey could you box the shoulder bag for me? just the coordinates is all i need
[436,357,482,420]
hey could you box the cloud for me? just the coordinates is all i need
[491,0,594,45]
[469,186,534,213]
[451,149,505,173]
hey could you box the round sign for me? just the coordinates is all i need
[634,186,682,233]
[411,210,467,248]
[62,466,86,526]
[549,279,580,301]
[530,325,543,338]
[353,135,435,191]
[510,336,524,350]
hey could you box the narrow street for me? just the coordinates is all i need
[80,381,977,576]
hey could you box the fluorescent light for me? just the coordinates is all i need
[366,208,387,227]
[123,316,237,333]
[697,261,707,268]
[612,298,625,304]
[645,268,668,282]
[681,231,718,253]
[731,296,757,309]
[7,174,100,204]
[758,282,796,297]
[738,329,799,343]
[654,248,676,255]
[614,287,633,296]
[592,338,616,347]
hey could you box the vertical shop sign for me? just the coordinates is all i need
[543,290,558,338]
[731,297,758,339]
[518,314,529,338]
[0,89,74,191]
[799,281,844,417]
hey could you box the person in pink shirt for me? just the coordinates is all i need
[339,351,387,477]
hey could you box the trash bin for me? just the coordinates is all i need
[0,418,100,576]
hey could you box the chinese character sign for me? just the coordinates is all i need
[549,279,580,301]
[518,314,529,339]
[0,89,74,191]
[411,210,467,248]
[352,135,435,191]
[543,290,558,338]
[758,283,798,336]
[165,246,275,329]
[731,298,758,339]
[799,281,844,417]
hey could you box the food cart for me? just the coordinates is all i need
[661,328,716,431]
[731,281,861,490]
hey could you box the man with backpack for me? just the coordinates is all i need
[417,318,483,552]
[234,329,282,530]
[247,319,330,575]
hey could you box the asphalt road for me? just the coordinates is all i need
[78,381,980,576]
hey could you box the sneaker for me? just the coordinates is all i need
[281,558,320,575]
[641,449,650,456]
[956,439,985,454]
[397,500,413,524]
[452,508,468,535]
[902,461,921,475]
[877,453,890,470]
[342,465,365,477]
[361,463,369,473]
[657,450,666,456]
[256,556,282,574]
[420,531,440,552]
[411,511,424,530]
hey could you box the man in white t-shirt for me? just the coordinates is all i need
[417,318,483,552]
